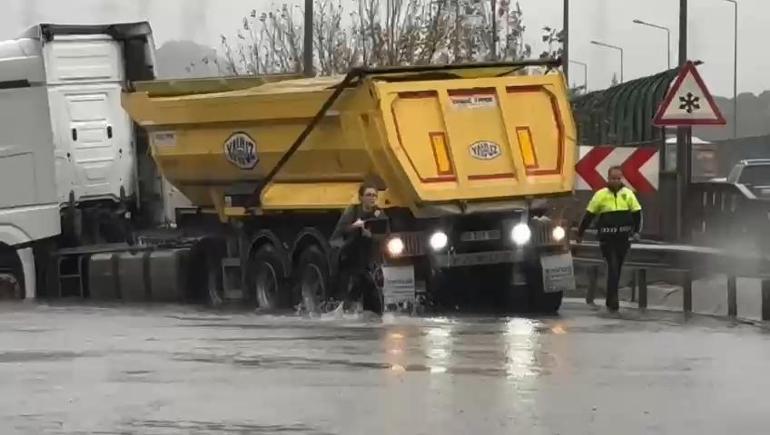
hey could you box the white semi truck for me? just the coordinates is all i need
[0,22,177,298]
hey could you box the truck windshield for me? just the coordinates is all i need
[738,164,770,186]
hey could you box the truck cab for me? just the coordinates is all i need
[0,23,158,298]
[724,159,770,199]
[727,159,770,184]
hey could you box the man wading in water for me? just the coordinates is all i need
[331,182,386,314]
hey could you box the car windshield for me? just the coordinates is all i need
[738,164,770,186]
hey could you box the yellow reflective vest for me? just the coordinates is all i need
[586,187,642,237]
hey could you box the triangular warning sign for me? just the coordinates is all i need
[653,61,726,126]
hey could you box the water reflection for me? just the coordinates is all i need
[551,324,567,335]
[424,325,454,375]
[504,318,537,379]
[377,316,553,379]
[385,328,408,373]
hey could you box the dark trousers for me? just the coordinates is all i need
[338,267,374,305]
[600,238,630,310]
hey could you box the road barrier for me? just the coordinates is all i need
[571,241,770,320]
[688,181,770,253]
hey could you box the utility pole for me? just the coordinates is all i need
[303,0,314,77]
[675,0,690,241]
[563,0,569,83]
[491,0,497,60]
[454,0,461,61]
[725,0,738,138]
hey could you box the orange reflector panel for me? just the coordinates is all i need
[516,127,538,169]
[430,132,453,175]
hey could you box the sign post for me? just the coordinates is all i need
[653,60,726,240]
[652,61,726,127]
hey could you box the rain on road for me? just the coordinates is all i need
[0,301,768,434]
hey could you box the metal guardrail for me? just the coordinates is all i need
[570,240,770,320]
[688,181,770,253]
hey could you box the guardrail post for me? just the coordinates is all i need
[762,280,770,321]
[727,275,737,318]
[682,271,692,313]
[586,265,598,305]
[637,269,647,309]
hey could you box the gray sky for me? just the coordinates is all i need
[0,0,762,97]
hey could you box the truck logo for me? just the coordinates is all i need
[469,141,502,160]
[224,132,258,170]
[450,94,497,109]
[151,131,177,148]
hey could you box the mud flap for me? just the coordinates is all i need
[540,252,576,294]
[382,265,416,308]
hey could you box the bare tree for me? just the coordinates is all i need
[539,25,564,60]
[209,0,541,77]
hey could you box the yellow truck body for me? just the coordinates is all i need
[122,65,577,219]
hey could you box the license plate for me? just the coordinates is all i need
[382,265,416,305]
[540,253,576,294]
[460,230,501,242]
[435,250,523,268]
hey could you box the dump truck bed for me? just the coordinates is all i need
[122,62,577,218]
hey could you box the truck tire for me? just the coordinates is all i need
[0,247,23,300]
[251,244,291,310]
[425,268,463,311]
[188,239,225,306]
[525,262,562,314]
[295,245,330,313]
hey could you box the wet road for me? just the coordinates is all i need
[1,302,769,434]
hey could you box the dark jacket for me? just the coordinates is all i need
[330,204,385,271]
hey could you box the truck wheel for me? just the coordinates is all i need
[426,268,464,311]
[525,262,562,314]
[188,239,225,306]
[0,248,23,300]
[295,246,329,313]
[251,245,290,310]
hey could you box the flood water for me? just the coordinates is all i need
[0,301,768,434]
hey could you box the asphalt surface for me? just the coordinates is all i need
[1,301,769,435]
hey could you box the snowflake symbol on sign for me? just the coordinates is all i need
[678,92,701,114]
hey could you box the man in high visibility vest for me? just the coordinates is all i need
[576,166,642,312]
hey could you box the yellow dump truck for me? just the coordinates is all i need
[122,61,577,313]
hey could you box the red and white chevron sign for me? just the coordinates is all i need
[575,146,659,193]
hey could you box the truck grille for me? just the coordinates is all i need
[391,231,425,257]
[390,216,565,259]
[531,219,552,245]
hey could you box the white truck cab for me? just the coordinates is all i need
[0,23,158,298]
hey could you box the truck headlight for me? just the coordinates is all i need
[552,226,566,242]
[387,237,405,257]
[429,231,448,251]
[511,223,531,246]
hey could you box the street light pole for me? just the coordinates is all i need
[303,0,314,77]
[725,0,738,138]
[632,19,671,69]
[569,60,588,92]
[590,40,623,84]
[563,0,569,83]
